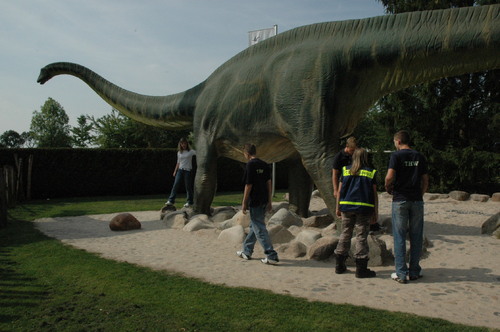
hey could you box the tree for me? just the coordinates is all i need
[20,131,36,148]
[0,130,24,148]
[92,109,190,148]
[30,98,72,147]
[353,0,500,193]
[71,115,95,148]
[91,109,130,148]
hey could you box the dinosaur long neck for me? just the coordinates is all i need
[38,62,200,130]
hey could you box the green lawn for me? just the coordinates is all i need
[0,193,493,331]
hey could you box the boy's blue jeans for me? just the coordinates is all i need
[392,200,424,280]
[242,204,278,261]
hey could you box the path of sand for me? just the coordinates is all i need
[34,195,500,329]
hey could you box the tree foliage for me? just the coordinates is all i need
[23,98,190,149]
[0,130,25,148]
[353,1,500,194]
[30,98,72,148]
[71,115,95,148]
[91,109,190,149]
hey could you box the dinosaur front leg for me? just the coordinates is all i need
[193,139,218,216]
[301,156,337,219]
[291,139,337,220]
[286,159,313,217]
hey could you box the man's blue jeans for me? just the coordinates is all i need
[242,204,278,260]
[168,169,193,204]
[392,200,424,280]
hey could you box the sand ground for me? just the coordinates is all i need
[34,195,500,329]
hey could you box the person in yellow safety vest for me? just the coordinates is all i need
[334,148,378,278]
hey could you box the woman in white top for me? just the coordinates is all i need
[166,138,196,207]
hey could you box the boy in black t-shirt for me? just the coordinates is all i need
[236,144,279,264]
[385,130,429,284]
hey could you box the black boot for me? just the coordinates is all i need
[335,254,347,274]
[355,258,376,278]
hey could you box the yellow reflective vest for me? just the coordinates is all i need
[339,166,376,213]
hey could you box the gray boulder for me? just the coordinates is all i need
[449,190,470,201]
[303,214,334,228]
[272,201,289,212]
[378,215,392,233]
[218,225,245,245]
[493,227,500,239]
[307,236,339,260]
[470,194,490,202]
[217,210,249,230]
[287,225,303,236]
[162,210,188,229]
[219,211,251,230]
[232,211,251,228]
[321,223,337,237]
[268,225,295,244]
[377,234,430,263]
[295,229,321,246]
[346,235,388,266]
[379,192,392,200]
[481,212,500,235]
[277,240,307,258]
[183,214,215,232]
[311,189,322,198]
[425,193,441,200]
[268,208,303,228]
[211,207,238,223]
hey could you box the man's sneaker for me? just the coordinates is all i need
[391,272,408,284]
[236,251,250,260]
[183,203,193,208]
[261,257,279,265]
[409,272,423,281]
[165,201,174,206]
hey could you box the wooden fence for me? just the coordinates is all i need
[0,167,7,228]
[0,154,33,227]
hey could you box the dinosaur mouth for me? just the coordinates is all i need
[37,68,49,84]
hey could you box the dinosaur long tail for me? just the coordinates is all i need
[37,62,200,130]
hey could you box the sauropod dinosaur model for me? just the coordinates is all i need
[38,5,500,217]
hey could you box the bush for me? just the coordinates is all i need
[0,149,289,200]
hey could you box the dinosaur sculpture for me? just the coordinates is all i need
[38,5,500,217]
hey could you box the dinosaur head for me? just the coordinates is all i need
[37,66,51,85]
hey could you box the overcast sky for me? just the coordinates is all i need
[0,1,386,134]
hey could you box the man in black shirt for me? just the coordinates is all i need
[237,144,279,265]
[385,130,429,284]
[332,137,357,199]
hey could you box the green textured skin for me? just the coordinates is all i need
[38,5,500,217]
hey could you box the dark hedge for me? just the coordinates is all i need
[0,149,289,200]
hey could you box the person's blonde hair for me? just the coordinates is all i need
[346,136,357,149]
[350,148,369,175]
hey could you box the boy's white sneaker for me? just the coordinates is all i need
[236,251,250,260]
[261,257,279,265]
